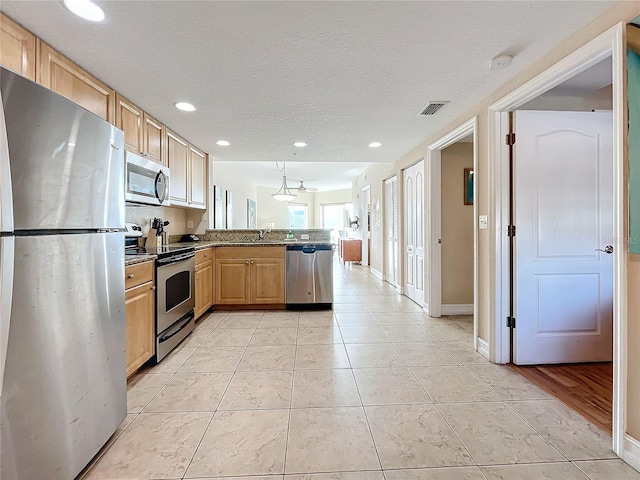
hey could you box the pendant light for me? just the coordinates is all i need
[272,162,297,202]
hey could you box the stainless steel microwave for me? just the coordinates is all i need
[125,151,170,206]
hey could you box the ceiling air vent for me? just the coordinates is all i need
[418,101,449,116]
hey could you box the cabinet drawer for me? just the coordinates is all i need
[125,261,154,290]
[195,247,213,266]
[216,246,284,259]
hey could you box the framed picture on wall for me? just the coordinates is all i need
[247,199,257,228]
[464,168,474,205]
[226,191,233,228]
[214,185,225,228]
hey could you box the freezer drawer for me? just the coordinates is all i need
[286,245,333,305]
[1,233,126,480]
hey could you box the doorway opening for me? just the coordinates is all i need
[361,186,370,267]
[427,118,479,351]
[488,24,625,453]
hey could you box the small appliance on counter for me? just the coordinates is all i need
[180,234,200,242]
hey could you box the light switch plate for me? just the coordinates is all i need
[479,215,488,230]
[301,234,310,240]
[187,220,194,229]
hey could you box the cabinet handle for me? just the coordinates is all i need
[204,254,207,257]
[127,274,134,279]
[151,286,156,290]
[250,260,254,264]
[246,260,249,265]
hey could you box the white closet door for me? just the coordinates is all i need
[385,176,399,286]
[514,110,613,364]
[404,161,425,306]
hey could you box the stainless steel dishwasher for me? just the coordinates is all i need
[286,244,333,306]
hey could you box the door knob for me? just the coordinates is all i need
[595,245,613,254]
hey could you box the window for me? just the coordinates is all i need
[321,203,353,244]
[287,205,307,229]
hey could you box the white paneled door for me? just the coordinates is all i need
[384,175,399,287]
[403,161,425,306]
[514,110,613,364]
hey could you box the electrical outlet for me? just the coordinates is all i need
[301,234,310,240]
[187,220,194,229]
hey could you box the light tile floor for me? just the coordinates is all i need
[84,260,640,480]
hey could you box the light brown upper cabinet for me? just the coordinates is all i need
[189,145,207,209]
[0,14,36,80]
[116,97,166,165]
[37,40,115,123]
[143,113,165,165]
[166,129,189,206]
[115,94,143,155]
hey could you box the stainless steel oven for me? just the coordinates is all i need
[155,248,195,361]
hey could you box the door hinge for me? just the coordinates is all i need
[506,317,516,328]
[507,225,516,237]
[506,133,516,145]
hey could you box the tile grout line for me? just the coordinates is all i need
[281,311,300,476]
[179,310,257,479]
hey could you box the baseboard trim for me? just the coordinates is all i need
[441,304,473,315]
[370,268,383,280]
[477,338,490,360]
[423,304,430,316]
[624,434,640,472]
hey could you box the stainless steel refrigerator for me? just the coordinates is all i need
[0,67,126,479]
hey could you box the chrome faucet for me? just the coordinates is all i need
[257,228,271,241]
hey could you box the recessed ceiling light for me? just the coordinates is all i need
[63,0,105,22]
[293,142,307,148]
[216,140,230,147]
[368,142,382,148]
[174,102,197,112]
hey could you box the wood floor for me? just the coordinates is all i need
[510,362,613,433]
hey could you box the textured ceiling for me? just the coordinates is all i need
[1,0,616,189]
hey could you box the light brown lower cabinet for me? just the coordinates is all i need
[195,247,214,318]
[215,246,285,305]
[125,261,155,378]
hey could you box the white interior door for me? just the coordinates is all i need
[384,176,399,286]
[404,161,425,306]
[514,110,613,364]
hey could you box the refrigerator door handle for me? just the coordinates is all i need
[0,236,14,396]
[0,91,14,232]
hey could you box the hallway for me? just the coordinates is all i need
[83,261,639,479]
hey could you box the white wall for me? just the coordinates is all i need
[257,187,354,229]
[211,162,259,229]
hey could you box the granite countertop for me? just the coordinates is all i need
[170,240,334,249]
[124,254,157,266]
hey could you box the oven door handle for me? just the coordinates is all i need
[159,312,194,343]
[156,251,195,266]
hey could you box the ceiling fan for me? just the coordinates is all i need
[291,180,318,193]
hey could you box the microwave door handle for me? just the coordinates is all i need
[155,171,168,204]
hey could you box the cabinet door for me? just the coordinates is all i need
[37,41,115,123]
[143,113,165,165]
[251,257,285,304]
[115,94,143,155]
[215,259,250,304]
[195,260,213,318]
[125,281,155,377]
[166,129,189,206]
[189,145,207,209]
[0,14,36,80]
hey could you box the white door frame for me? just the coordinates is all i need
[488,23,626,456]
[383,174,400,288]
[427,117,479,350]
[361,185,370,266]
